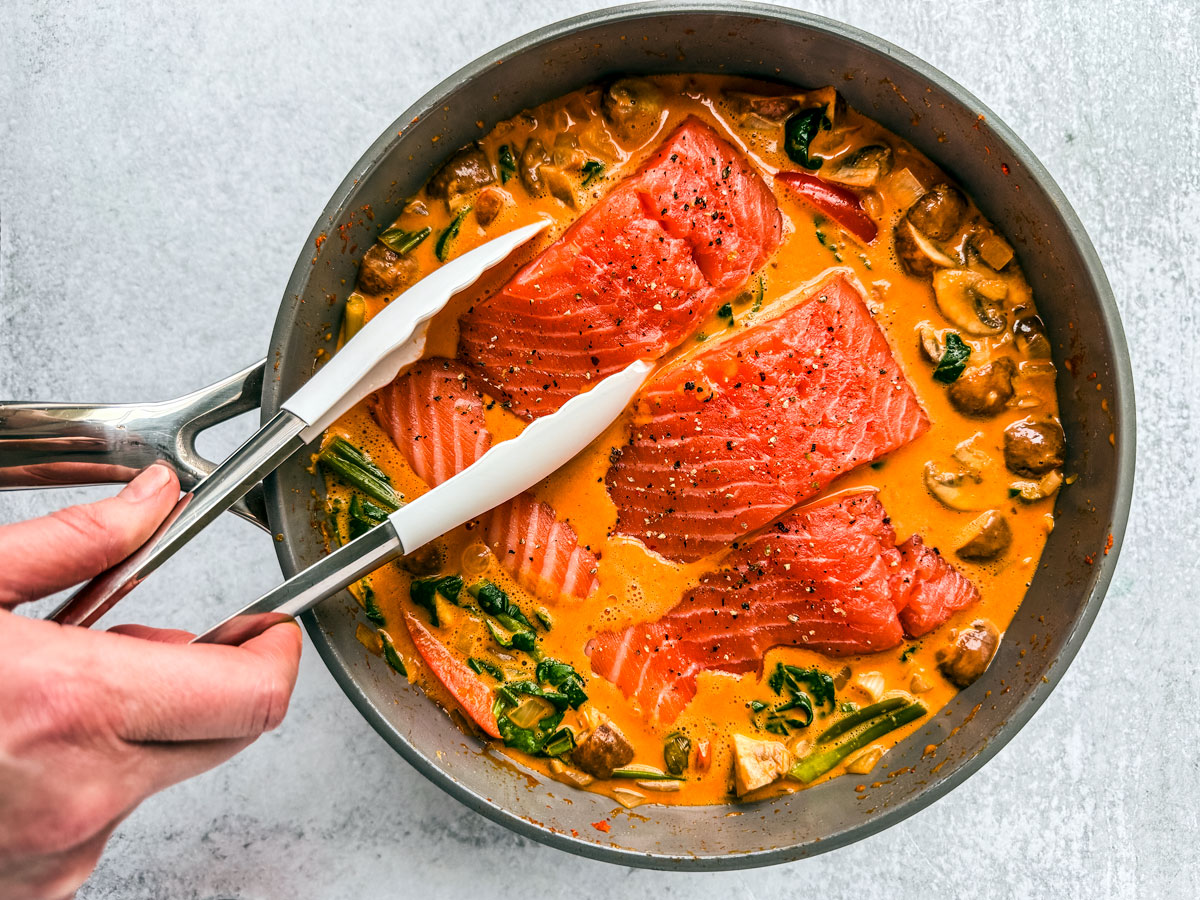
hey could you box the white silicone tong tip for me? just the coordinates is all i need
[283,218,551,441]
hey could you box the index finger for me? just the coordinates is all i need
[0,466,179,607]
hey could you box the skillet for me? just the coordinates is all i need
[0,2,1134,869]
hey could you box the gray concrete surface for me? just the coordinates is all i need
[0,1,1194,897]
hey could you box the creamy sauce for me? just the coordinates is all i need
[322,75,1061,807]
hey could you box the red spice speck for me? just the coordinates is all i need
[1001,163,1011,175]
[591,820,611,833]
[571,829,579,838]
[1104,533,1114,555]
[314,233,327,250]
[1084,553,1096,565]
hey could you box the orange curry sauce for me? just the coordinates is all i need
[320,75,1061,807]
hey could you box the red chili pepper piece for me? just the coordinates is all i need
[775,171,878,244]
[591,820,611,833]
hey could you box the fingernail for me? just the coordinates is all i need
[122,465,172,502]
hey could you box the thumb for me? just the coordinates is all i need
[0,465,179,608]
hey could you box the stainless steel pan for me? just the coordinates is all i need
[0,3,1134,869]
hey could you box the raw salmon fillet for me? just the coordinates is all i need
[372,359,599,601]
[895,534,980,636]
[458,116,782,420]
[606,275,929,563]
[586,491,977,723]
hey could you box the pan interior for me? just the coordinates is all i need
[259,4,1132,869]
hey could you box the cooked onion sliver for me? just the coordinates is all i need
[637,779,685,792]
[612,787,646,809]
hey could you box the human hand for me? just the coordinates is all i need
[0,466,303,899]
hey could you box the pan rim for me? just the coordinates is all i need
[262,0,1136,869]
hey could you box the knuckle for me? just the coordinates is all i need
[23,792,112,857]
[14,652,110,746]
[32,841,107,900]
[7,667,86,746]
[252,673,292,733]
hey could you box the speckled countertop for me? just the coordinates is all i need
[1,1,1195,897]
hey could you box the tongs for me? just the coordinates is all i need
[194,356,649,644]
[48,219,615,634]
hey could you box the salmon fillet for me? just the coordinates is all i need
[586,491,976,724]
[895,535,981,636]
[606,275,930,563]
[458,116,782,420]
[372,359,599,601]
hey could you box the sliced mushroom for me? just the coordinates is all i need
[357,243,418,295]
[561,87,602,125]
[948,357,1017,418]
[803,86,845,126]
[918,323,945,363]
[924,462,981,512]
[932,269,1009,336]
[1013,314,1053,358]
[601,77,663,142]
[895,220,957,276]
[951,437,992,481]
[1003,417,1066,476]
[724,90,802,124]
[578,118,622,162]
[956,510,1012,562]
[936,619,1000,688]
[827,144,894,188]
[1011,468,1064,502]
[474,187,510,227]
[907,184,968,240]
[518,137,552,197]
[551,132,587,171]
[571,722,634,779]
[427,143,495,202]
[541,166,578,208]
[833,664,852,690]
[404,198,429,217]
[399,542,444,576]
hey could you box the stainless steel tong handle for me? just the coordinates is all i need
[0,361,272,528]
[194,519,403,646]
[47,410,308,627]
